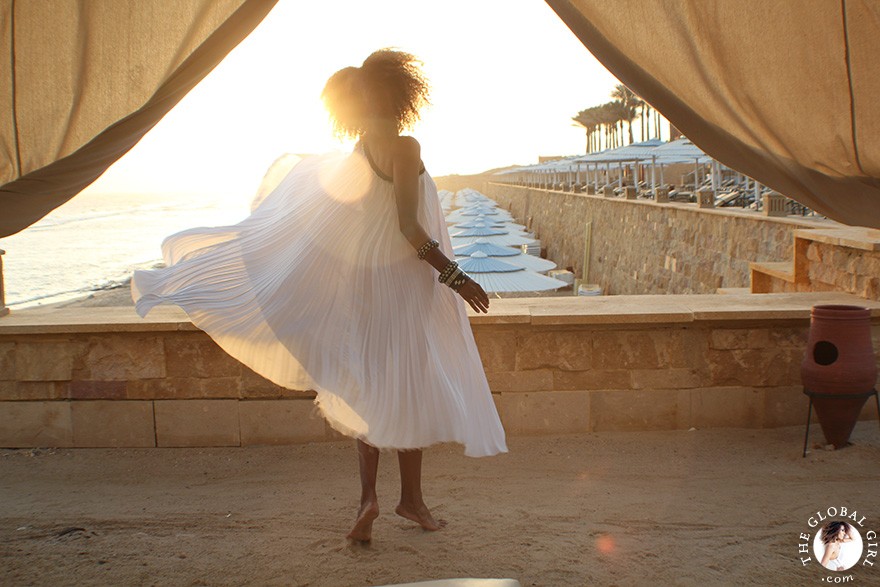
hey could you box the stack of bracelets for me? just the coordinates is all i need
[437,260,470,291]
[417,238,471,292]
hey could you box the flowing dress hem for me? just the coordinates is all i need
[314,392,508,458]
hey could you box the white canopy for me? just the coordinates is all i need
[454,239,556,273]
[450,231,534,247]
[458,252,567,293]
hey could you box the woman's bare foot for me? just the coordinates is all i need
[347,501,379,542]
[395,501,447,531]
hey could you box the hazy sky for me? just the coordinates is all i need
[86,0,622,198]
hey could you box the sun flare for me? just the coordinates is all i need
[82,0,618,201]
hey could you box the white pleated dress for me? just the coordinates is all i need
[131,144,507,458]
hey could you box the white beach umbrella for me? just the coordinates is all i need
[453,219,508,228]
[486,253,556,273]
[454,189,496,207]
[468,225,531,238]
[458,252,568,293]
[454,199,497,208]
[453,238,520,257]
[450,226,507,238]
[455,253,557,274]
[446,208,513,222]
[455,205,499,215]
[452,219,528,232]
[502,223,529,233]
[455,254,556,274]
[446,210,513,222]
[450,228,535,247]
[454,238,557,273]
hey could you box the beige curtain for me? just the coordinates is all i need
[0,0,278,238]
[547,0,880,229]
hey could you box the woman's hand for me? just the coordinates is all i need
[456,277,490,313]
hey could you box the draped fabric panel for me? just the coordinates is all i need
[546,0,880,229]
[0,0,278,238]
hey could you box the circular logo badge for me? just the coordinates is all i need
[812,521,864,572]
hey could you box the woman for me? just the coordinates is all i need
[819,521,854,571]
[131,49,508,543]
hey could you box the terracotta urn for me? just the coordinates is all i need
[801,305,877,448]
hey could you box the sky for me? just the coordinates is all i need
[85,0,624,198]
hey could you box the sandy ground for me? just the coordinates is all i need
[2,424,879,587]
[39,281,137,309]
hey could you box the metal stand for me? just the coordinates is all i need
[802,388,879,457]
[0,248,8,317]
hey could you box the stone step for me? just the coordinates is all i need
[749,261,795,283]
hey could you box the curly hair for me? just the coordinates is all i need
[820,521,851,545]
[321,49,430,139]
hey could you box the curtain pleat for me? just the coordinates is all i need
[0,0,278,238]
[546,0,880,229]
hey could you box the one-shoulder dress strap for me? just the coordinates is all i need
[361,140,426,183]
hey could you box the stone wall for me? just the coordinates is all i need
[752,228,880,301]
[2,294,878,448]
[804,241,880,300]
[0,327,325,448]
[484,183,828,295]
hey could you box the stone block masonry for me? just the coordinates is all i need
[751,227,880,300]
[1,294,878,448]
[485,183,831,296]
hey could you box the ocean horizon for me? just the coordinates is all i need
[0,190,250,309]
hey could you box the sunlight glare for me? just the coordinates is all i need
[318,151,372,204]
[83,0,618,200]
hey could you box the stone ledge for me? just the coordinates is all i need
[0,306,197,334]
[749,261,795,283]
[3,292,879,334]
[794,227,880,252]
[491,183,835,229]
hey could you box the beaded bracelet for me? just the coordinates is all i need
[438,262,455,283]
[417,238,439,259]
[449,273,470,291]
[443,266,462,286]
[438,260,459,283]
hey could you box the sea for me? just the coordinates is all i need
[0,190,251,309]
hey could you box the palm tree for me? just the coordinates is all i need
[610,84,641,145]
[597,102,618,149]
[608,101,629,148]
[574,84,682,149]
[572,110,588,152]
[572,109,596,153]
[573,95,638,152]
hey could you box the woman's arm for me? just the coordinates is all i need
[391,137,489,313]
[391,137,434,259]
